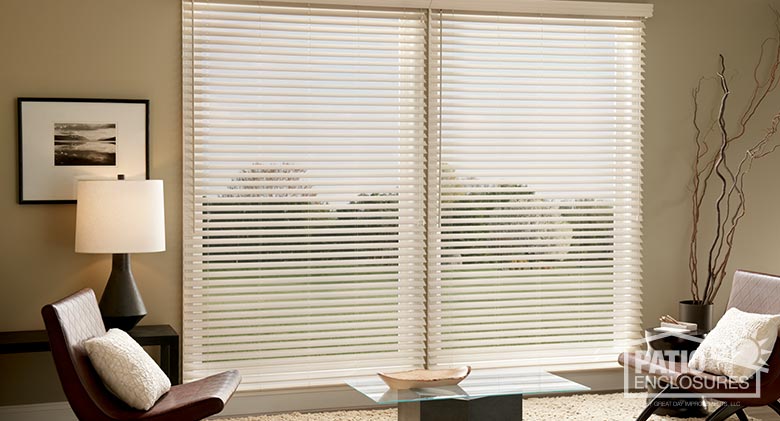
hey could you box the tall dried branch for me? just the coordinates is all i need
[689,14,780,304]
[703,55,731,302]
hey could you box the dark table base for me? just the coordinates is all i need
[647,382,708,418]
[643,328,709,418]
[398,394,522,421]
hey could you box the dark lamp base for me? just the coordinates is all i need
[102,315,146,331]
[98,253,147,331]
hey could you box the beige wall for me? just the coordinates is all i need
[0,0,182,404]
[1,0,779,407]
[640,0,780,320]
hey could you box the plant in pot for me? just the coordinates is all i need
[686,21,780,331]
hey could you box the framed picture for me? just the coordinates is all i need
[17,98,149,204]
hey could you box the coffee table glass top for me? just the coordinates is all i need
[346,367,589,404]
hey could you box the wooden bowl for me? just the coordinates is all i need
[377,366,471,389]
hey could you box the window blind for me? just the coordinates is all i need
[184,0,649,392]
[182,1,428,389]
[426,11,645,369]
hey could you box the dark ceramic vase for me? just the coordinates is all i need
[678,300,714,332]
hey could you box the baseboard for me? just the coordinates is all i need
[0,401,77,421]
[0,368,627,420]
[218,368,628,417]
[0,386,378,421]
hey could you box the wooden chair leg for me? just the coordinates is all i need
[769,400,780,416]
[634,385,671,421]
[705,403,746,421]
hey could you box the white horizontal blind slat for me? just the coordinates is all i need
[183,0,428,389]
[184,0,647,394]
[426,10,644,370]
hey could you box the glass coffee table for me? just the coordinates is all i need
[346,368,589,421]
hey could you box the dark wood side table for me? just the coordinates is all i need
[643,327,708,418]
[0,324,180,385]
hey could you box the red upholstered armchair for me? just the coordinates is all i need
[620,270,780,421]
[42,289,241,421]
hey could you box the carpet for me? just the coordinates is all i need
[217,393,757,420]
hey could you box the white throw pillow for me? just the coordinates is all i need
[688,307,780,382]
[83,328,171,410]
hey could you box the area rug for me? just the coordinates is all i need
[217,393,757,420]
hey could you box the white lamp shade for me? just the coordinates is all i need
[76,179,166,254]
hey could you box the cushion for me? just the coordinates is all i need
[83,328,171,410]
[688,307,780,382]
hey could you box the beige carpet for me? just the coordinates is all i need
[218,393,757,420]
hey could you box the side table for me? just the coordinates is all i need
[643,327,707,418]
[0,324,180,384]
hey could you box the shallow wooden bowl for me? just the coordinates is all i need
[377,366,471,389]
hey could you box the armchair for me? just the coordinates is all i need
[620,270,780,421]
[42,288,240,421]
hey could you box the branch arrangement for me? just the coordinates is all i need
[688,18,780,304]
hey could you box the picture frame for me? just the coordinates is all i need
[17,98,149,204]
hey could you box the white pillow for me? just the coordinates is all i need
[83,328,171,410]
[688,307,780,382]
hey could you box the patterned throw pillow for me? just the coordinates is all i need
[688,307,780,382]
[84,328,171,410]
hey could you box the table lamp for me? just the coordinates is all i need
[75,175,165,330]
